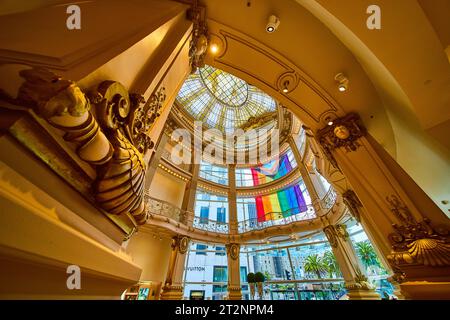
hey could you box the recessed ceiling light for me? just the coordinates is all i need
[210,43,219,54]
[209,43,219,54]
[282,80,290,93]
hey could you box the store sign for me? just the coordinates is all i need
[187,266,206,272]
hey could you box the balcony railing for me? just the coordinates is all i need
[144,193,186,223]
[144,187,338,234]
[237,204,316,233]
[320,187,337,211]
[161,148,192,173]
[192,216,229,234]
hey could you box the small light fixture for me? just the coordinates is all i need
[325,116,334,126]
[266,15,280,33]
[282,80,290,93]
[210,43,219,54]
[335,72,349,92]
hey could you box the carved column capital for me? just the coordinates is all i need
[316,113,366,169]
[323,224,349,248]
[342,189,363,223]
[171,235,190,254]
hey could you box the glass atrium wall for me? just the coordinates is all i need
[199,161,228,185]
[193,189,229,233]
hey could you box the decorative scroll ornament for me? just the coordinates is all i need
[316,113,366,170]
[90,81,159,225]
[187,0,208,73]
[8,68,166,226]
[226,243,239,260]
[342,190,363,223]
[13,68,113,165]
[386,195,450,268]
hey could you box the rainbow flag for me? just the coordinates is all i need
[251,154,307,222]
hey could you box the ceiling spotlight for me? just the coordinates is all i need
[282,80,290,93]
[335,72,349,92]
[266,15,280,33]
[210,43,219,54]
[325,115,335,126]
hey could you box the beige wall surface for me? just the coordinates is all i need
[148,168,186,208]
[125,231,172,284]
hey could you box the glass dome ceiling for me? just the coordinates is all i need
[176,65,277,134]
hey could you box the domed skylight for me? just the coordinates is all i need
[176,65,277,134]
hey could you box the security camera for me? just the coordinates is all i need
[266,15,280,33]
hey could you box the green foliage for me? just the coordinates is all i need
[246,272,255,283]
[254,272,265,282]
[323,251,341,278]
[263,271,271,281]
[303,254,328,279]
[355,241,381,269]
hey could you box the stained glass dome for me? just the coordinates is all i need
[176,65,277,134]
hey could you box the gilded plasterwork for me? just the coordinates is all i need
[386,195,450,268]
[4,68,166,227]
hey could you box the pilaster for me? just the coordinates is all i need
[226,243,242,300]
[317,113,450,299]
[160,236,190,300]
[323,224,380,300]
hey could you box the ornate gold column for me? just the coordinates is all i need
[317,113,450,299]
[160,236,190,300]
[323,224,380,300]
[226,243,242,300]
[228,164,238,234]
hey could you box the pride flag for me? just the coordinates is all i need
[251,154,307,222]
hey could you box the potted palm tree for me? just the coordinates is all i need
[303,254,327,279]
[254,272,266,300]
[246,272,256,300]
